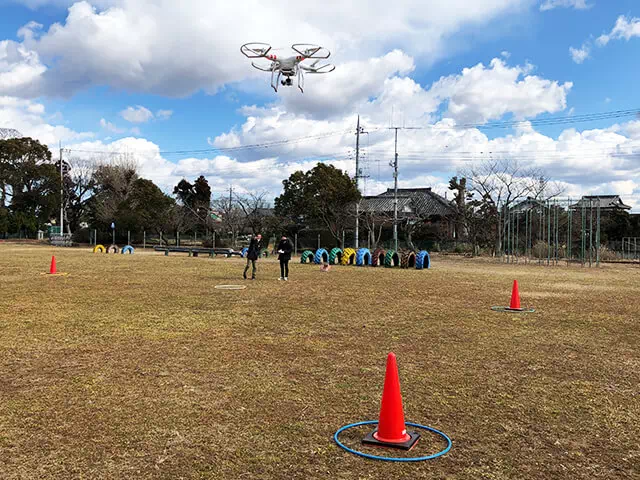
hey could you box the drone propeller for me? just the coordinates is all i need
[291,44,331,59]
[241,42,272,58]
[299,63,336,74]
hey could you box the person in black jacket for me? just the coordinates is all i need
[276,235,293,281]
[243,234,262,280]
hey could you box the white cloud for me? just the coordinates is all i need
[6,0,534,98]
[0,95,93,146]
[569,43,590,63]
[99,118,126,134]
[540,0,592,11]
[120,105,154,123]
[10,0,116,9]
[0,40,46,96]
[597,15,640,46]
[571,15,640,64]
[119,105,172,123]
[623,120,640,140]
[428,58,572,123]
[156,109,172,120]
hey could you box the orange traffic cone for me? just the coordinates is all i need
[49,256,57,275]
[506,279,523,311]
[362,352,421,450]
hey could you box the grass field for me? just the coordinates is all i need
[0,244,638,479]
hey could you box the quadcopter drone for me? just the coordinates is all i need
[240,43,335,93]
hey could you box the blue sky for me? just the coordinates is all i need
[1,0,639,206]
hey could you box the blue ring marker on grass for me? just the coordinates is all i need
[334,420,451,462]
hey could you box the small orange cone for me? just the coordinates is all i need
[507,279,523,311]
[362,352,421,450]
[49,256,57,275]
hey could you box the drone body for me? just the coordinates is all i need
[241,43,335,93]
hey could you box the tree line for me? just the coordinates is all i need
[0,137,361,247]
[2,136,638,251]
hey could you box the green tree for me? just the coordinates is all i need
[274,163,360,247]
[88,163,139,234]
[129,178,176,234]
[173,179,194,206]
[274,170,310,235]
[173,175,212,233]
[0,137,59,236]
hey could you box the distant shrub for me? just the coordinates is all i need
[598,245,618,262]
[454,243,473,254]
[532,241,549,259]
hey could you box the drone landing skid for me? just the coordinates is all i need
[271,69,281,92]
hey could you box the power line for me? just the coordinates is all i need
[62,107,640,157]
[363,108,640,132]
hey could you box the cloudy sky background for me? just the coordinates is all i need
[1,0,639,208]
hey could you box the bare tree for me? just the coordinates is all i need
[459,158,563,255]
[63,156,97,233]
[361,209,391,249]
[167,204,197,242]
[235,191,270,235]
[212,195,245,248]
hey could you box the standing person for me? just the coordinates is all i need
[277,235,293,281]
[243,234,262,280]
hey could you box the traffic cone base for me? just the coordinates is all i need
[362,429,421,451]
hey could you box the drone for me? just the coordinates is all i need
[240,43,335,93]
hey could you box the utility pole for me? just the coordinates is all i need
[354,115,361,249]
[59,142,64,235]
[229,185,233,210]
[393,128,398,253]
[389,126,419,253]
[354,116,368,249]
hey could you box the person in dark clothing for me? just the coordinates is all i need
[243,234,262,280]
[276,235,293,281]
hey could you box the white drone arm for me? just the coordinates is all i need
[251,61,275,72]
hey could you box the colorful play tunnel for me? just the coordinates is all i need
[300,247,430,270]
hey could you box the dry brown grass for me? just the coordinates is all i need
[0,244,639,479]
